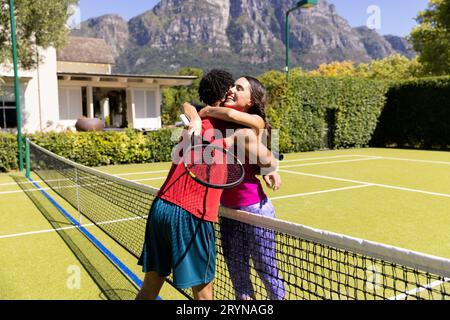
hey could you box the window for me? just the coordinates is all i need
[134,90,146,118]
[135,90,158,119]
[58,87,82,120]
[146,91,157,118]
[0,86,17,129]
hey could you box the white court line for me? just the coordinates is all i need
[0,184,371,239]
[284,154,450,165]
[0,181,34,187]
[115,170,170,176]
[90,155,376,178]
[76,156,375,179]
[281,155,371,163]
[95,154,450,178]
[279,170,450,198]
[353,155,450,166]
[0,187,51,195]
[130,177,166,183]
[2,154,447,187]
[389,278,450,300]
[2,154,447,196]
[0,215,147,240]
[0,225,82,239]
[0,177,166,196]
[0,177,81,187]
[0,177,82,187]
[280,157,381,169]
[0,175,167,188]
[269,184,372,201]
[2,184,376,238]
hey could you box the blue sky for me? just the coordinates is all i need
[78,0,429,36]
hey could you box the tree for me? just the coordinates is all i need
[0,0,78,69]
[355,54,421,80]
[308,61,356,77]
[305,55,423,80]
[409,0,450,75]
[161,67,203,125]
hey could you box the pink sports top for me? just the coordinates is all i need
[220,163,267,208]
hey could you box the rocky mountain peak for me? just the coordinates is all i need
[72,0,415,75]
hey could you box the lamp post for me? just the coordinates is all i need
[8,0,23,171]
[285,0,318,81]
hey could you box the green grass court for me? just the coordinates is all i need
[1,148,449,299]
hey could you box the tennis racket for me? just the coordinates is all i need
[180,114,245,189]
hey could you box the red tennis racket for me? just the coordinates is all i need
[180,114,245,189]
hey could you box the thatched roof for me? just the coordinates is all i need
[57,37,115,65]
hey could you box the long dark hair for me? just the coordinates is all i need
[244,76,272,145]
[244,76,267,123]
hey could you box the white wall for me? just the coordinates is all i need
[33,48,60,132]
[0,47,60,132]
[1,48,173,133]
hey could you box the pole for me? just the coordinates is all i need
[75,167,82,225]
[9,0,23,171]
[25,138,30,179]
[285,11,290,81]
[284,1,318,81]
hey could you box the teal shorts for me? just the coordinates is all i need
[138,197,216,289]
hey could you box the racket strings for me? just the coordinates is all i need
[184,144,244,188]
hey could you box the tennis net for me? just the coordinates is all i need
[28,141,450,300]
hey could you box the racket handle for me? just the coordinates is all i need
[180,114,190,126]
[273,151,284,161]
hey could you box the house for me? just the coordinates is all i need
[0,36,195,133]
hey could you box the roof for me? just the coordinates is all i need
[57,72,197,86]
[57,37,115,65]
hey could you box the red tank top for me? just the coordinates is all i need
[157,117,227,222]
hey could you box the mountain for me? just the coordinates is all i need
[71,14,129,59]
[72,0,415,76]
[383,35,415,59]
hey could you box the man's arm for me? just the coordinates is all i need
[181,102,202,136]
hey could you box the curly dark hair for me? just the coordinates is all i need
[199,69,235,106]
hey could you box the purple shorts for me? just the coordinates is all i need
[219,198,285,300]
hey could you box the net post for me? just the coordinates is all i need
[74,167,82,225]
[25,138,30,179]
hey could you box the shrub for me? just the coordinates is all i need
[27,129,177,167]
[371,76,450,149]
[260,72,388,152]
[0,133,18,172]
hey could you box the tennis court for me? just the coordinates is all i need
[1,147,449,299]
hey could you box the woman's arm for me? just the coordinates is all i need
[181,102,202,136]
[226,128,278,175]
[199,106,265,131]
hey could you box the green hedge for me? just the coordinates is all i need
[2,76,447,173]
[0,129,180,172]
[0,133,18,172]
[27,129,178,167]
[262,73,388,153]
[371,76,450,149]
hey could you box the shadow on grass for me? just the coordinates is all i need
[12,175,138,300]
